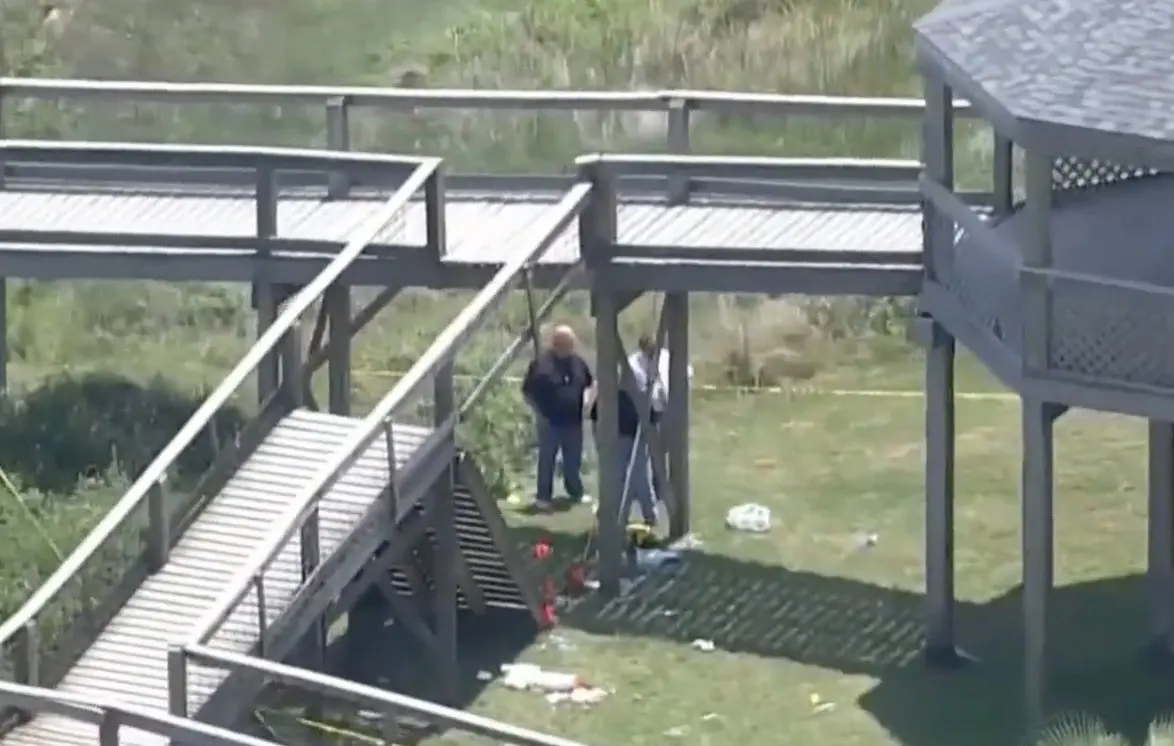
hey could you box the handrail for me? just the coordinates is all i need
[0,76,976,118]
[575,153,923,182]
[0,138,428,175]
[187,181,592,645]
[0,680,278,746]
[0,159,440,656]
[0,138,424,168]
[184,644,591,746]
[1022,266,1174,298]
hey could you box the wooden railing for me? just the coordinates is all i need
[0,148,441,705]
[0,679,279,746]
[0,77,980,203]
[0,77,974,125]
[181,645,589,746]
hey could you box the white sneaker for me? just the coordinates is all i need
[654,501,670,528]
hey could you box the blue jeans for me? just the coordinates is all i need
[619,434,658,526]
[536,420,584,503]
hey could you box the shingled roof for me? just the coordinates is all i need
[914,0,1174,164]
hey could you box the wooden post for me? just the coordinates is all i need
[281,315,305,409]
[923,317,960,666]
[577,157,622,595]
[1022,400,1057,731]
[147,477,171,571]
[326,284,352,416]
[326,97,351,199]
[665,292,690,538]
[254,167,279,407]
[432,361,459,702]
[1147,421,1174,663]
[13,622,39,686]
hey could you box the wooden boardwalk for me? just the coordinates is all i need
[0,185,922,266]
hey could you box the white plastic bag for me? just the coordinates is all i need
[500,663,581,692]
[725,503,772,533]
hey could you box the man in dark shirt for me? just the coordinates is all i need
[589,379,659,526]
[521,325,594,512]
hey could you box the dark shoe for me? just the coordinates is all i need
[524,499,555,515]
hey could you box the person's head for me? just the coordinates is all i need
[637,334,656,358]
[550,324,577,358]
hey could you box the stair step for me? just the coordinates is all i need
[350,453,545,637]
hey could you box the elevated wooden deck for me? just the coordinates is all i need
[0,181,923,294]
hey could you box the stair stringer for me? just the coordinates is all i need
[192,424,454,729]
[454,451,547,624]
[384,451,547,627]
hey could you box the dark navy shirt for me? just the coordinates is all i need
[522,351,594,426]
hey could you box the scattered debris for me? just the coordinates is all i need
[501,663,580,692]
[634,548,683,571]
[809,692,836,714]
[476,670,494,681]
[854,531,879,549]
[499,664,609,706]
[575,576,641,596]
[671,533,705,550]
[726,503,772,533]
[546,686,609,706]
[691,638,716,652]
[666,712,725,736]
[540,632,576,652]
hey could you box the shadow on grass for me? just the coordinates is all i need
[328,600,539,706]
[252,592,541,744]
[510,526,1172,746]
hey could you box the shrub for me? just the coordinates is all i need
[0,372,248,494]
[457,380,533,500]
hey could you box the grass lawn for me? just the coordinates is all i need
[448,359,1167,746]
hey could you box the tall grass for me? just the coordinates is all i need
[369,0,951,168]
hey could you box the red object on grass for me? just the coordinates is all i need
[564,563,587,596]
[533,538,559,627]
[540,601,558,628]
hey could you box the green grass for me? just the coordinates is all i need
[454,360,1165,746]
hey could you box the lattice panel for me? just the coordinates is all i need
[1051,156,1159,193]
[1049,275,1174,389]
[942,227,1023,353]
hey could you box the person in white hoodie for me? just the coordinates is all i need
[627,334,692,420]
[623,335,693,520]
